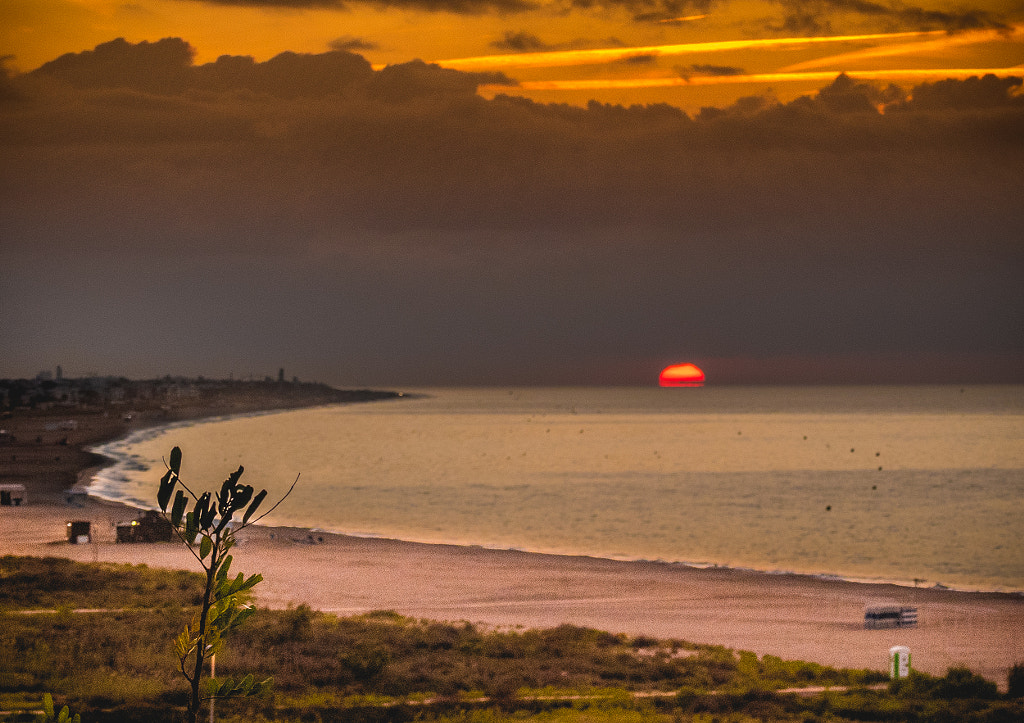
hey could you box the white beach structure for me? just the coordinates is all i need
[890,646,912,679]
[0,483,28,506]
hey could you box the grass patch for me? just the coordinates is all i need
[1,557,1020,723]
[0,556,204,610]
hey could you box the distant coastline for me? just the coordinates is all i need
[4,378,1021,597]
[0,375,403,505]
[2,378,1022,685]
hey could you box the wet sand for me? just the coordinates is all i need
[1,396,1021,689]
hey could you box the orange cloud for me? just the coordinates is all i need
[483,67,1024,92]
[436,30,946,71]
[781,26,1024,72]
[653,14,708,24]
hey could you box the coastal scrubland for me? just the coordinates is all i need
[1,557,1021,723]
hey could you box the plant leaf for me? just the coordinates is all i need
[199,535,212,560]
[202,499,217,528]
[193,493,209,527]
[184,511,197,544]
[242,489,267,525]
[219,554,232,582]
[171,489,187,527]
[169,446,182,475]
[234,484,253,509]
[237,572,263,594]
[230,605,256,630]
[219,476,234,507]
[157,469,175,511]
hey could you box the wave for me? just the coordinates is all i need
[85,405,339,509]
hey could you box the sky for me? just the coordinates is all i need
[1,0,1022,386]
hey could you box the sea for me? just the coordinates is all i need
[88,385,1024,593]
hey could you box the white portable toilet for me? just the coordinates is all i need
[890,645,911,679]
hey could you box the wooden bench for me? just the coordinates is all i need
[865,605,918,628]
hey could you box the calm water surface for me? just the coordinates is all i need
[91,386,1024,591]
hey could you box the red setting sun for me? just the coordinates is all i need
[659,363,706,387]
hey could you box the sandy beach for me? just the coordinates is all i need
[3,496,1022,689]
[2,394,1022,690]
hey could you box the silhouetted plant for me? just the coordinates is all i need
[934,666,999,699]
[157,445,296,723]
[36,693,80,723]
[1009,662,1024,698]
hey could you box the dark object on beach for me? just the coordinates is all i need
[66,520,91,544]
[116,509,174,542]
[864,605,918,629]
[65,488,88,506]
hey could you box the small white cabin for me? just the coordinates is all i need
[0,483,28,506]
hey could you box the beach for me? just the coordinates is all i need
[2,392,1022,689]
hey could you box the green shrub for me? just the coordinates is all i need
[934,666,999,700]
[1008,662,1024,698]
[0,556,204,610]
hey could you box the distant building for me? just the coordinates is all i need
[67,520,91,543]
[0,483,27,506]
[116,510,174,542]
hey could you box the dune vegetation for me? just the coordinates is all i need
[1,555,1022,722]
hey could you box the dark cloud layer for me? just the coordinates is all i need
[675,63,745,80]
[329,36,380,52]
[198,0,344,5]
[490,31,555,52]
[28,38,512,98]
[187,0,536,12]
[170,0,1009,34]
[2,40,1022,384]
[771,0,1009,35]
[490,32,627,52]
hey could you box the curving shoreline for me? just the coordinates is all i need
[1,387,1022,688]
[78,386,1024,596]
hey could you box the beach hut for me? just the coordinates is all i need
[116,510,173,542]
[65,487,89,507]
[66,520,91,544]
[0,483,27,506]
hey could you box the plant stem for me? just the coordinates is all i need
[191,537,218,723]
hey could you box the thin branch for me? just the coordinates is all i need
[180,528,207,566]
[244,473,301,528]
[159,510,208,567]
